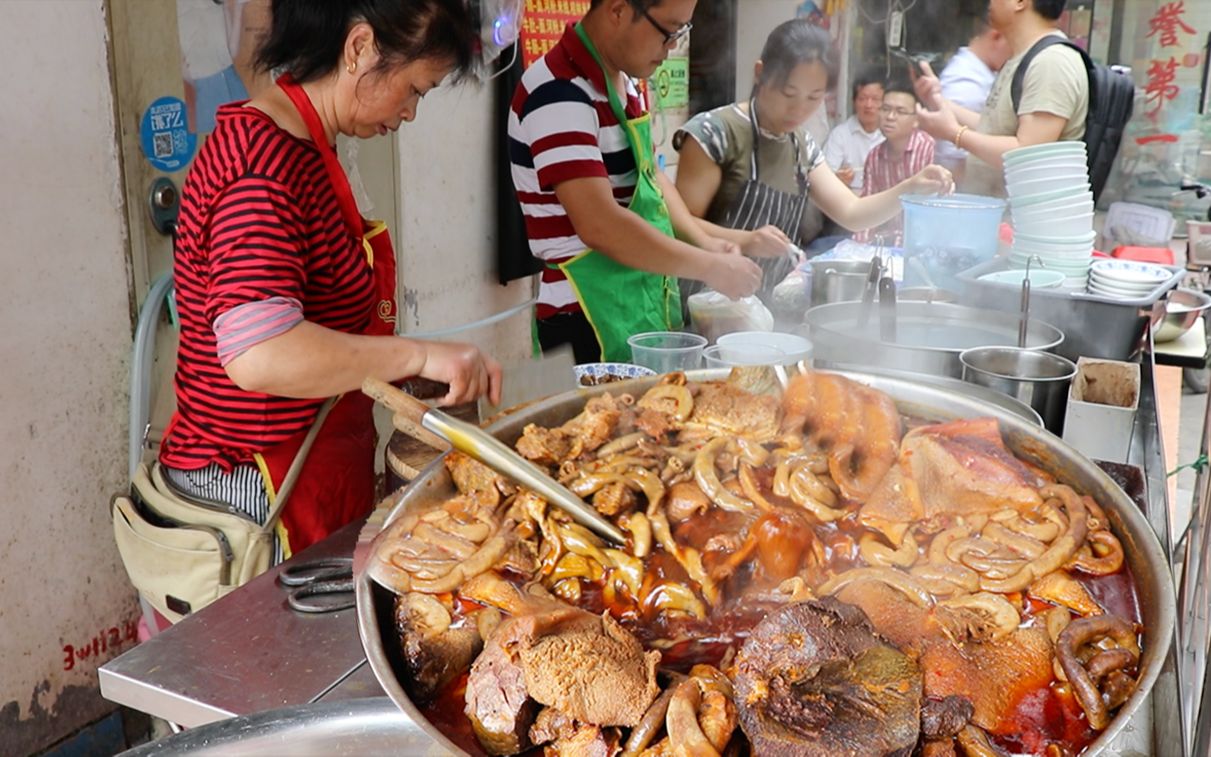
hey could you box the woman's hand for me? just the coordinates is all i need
[703,248,762,299]
[741,225,793,259]
[909,164,955,196]
[418,341,503,407]
[911,61,945,111]
[915,101,962,143]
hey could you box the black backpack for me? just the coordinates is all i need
[1011,36,1135,203]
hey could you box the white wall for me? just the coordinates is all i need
[0,1,140,753]
[392,83,533,365]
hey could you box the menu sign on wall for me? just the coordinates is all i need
[520,0,591,68]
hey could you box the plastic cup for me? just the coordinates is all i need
[627,331,707,372]
[702,343,786,368]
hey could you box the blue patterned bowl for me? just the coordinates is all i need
[573,362,657,386]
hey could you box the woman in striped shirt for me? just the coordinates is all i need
[160,1,502,574]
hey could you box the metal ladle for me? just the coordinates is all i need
[1018,255,1044,348]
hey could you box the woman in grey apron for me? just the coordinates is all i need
[675,18,952,309]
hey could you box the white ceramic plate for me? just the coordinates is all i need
[978,269,1066,288]
[1089,259,1171,286]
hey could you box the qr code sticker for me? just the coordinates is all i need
[153,132,173,159]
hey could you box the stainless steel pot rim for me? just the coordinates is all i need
[806,301,1066,355]
[959,346,1078,381]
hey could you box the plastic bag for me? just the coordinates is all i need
[686,289,774,343]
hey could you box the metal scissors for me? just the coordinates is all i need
[278,557,355,613]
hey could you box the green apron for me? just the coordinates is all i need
[540,23,683,363]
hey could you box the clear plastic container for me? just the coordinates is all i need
[902,194,1006,291]
[702,343,786,368]
[627,332,707,372]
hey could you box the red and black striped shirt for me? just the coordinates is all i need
[160,103,374,470]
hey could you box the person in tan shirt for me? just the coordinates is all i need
[913,0,1088,196]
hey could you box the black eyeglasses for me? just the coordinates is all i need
[641,8,692,45]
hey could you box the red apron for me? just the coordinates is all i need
[253,74,399,557]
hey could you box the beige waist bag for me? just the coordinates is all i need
[111,399,334,624]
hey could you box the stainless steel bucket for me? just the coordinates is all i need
[960,347,1077,434]
[809,259,871,305]
[355,369,1174,757]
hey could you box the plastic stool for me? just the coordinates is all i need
[1112,245,1175,265]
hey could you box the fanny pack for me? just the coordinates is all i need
[111,399,335,624]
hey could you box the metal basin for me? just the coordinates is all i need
[960,347,1077,434]
[1154,288,1211,343]
[355,370,1174,757]
[804,300,1064,379]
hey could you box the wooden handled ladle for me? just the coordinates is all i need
[363,378,627,545]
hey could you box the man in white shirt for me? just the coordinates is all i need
[823,71,885,191]
[934,18,1011,175]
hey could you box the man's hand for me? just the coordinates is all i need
[702,250,762,299]
[699,236,742,256]
[836,165,856,187]
[742,225,793,259]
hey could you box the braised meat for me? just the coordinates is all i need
[465,603,660,755]
[394,593,483,703]
[921,695,975,740]
[860,418,1045,542]
[733,599,922,756]
[518,611,660,726]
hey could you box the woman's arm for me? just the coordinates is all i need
[673,136,725,217]
[808,160,953,232]
[225,323,502,406]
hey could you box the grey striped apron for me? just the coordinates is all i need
[685,102,811,307]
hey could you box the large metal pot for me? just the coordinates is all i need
[804,300,1064,379]
[355,370,1174,756]
[808,259,871,305]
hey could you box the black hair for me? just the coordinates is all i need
[257,0,476,84]
[589,0,663,12]
[1032,0,1068,21]
[851,67,885,100]
[755,18,832,95]
[882,77,918,102]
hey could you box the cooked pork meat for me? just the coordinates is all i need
[529,706,578,746]
[687,380,781,438]
[922,626,1054,734]
[466,624,537,755]
[465,600,660,755]
[395,593,483,703]
[733,599,922,757]
[593,480,637,517]
[860,418,1045,542]
[518,611,660,726]
[921,695,975,740]
[446,451,513,508]
[546,724,622,756]
[516,395,622,467]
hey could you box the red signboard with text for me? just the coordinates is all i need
[520,0,591,68]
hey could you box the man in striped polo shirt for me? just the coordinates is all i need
[855,79,935,246]
[509,0,787,363]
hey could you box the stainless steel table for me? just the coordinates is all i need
[99,519,381,727]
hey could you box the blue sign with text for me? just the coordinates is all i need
[139,96,196,172]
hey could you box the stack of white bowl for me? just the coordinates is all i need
[1087,259,1171,300]
[1003,142,1094,289]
